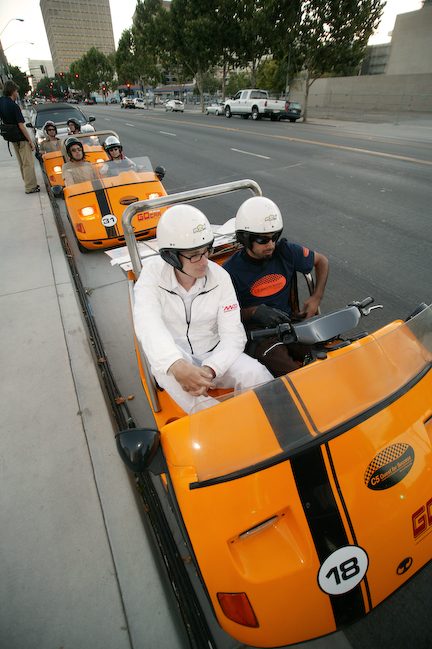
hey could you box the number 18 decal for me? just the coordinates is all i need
[318,545,369,596]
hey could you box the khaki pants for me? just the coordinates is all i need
[12,141,37,192]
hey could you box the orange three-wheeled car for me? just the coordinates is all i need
[113,180,432,648]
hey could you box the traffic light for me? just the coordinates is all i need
[75,73,79,79]
[59,72,63,78]
[40,65,45,74]
[102,86,106,91]
[127,83,130,89]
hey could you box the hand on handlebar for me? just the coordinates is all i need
[169,359,216,397]
[300,295,322,319]
[253,304,291,328]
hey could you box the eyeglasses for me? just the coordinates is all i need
[178,245,213,263]
[251,232,282,245]
[70,146,82,153]
[47,128,56,132]
[109,147,120,151]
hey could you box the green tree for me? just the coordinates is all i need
[214,0,243,100]
[70,47,114,95]
[10,65,31,97]
[225,72,251,96]
[169,0,221,111]
[116,29,142,87]
[236,0,300,88]
[278,0,385,121]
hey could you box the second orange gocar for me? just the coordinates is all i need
[52,132,167,252]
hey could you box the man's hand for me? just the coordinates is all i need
[300,294,321,319]
[253,304,291,328]
[169,359,216,397]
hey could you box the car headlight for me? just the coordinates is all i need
[53,166,62,174]
[148,193,159,199]
[78,205,97,220]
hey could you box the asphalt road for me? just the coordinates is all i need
[59,104,432,649]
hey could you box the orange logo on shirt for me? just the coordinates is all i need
[303,246,310,257]
[250,274,286,297]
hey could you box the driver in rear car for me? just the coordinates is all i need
[133,205,273,414]
[223,196,329,377]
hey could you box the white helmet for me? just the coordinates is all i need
[235,196,283,248]
[157,205,214,270]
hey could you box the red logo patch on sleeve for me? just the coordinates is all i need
[223,303,239,313]
[303,246,310,257]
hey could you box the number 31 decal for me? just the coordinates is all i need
[318,546,369,596]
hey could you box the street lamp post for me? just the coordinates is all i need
[0,18,24,85]
[0,18,24,38]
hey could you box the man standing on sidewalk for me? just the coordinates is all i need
[0,81,39,194]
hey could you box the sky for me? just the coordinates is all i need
[0,0,424,75]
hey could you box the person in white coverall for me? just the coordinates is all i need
[133,204,273,414]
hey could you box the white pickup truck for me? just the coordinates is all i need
[224,89,286,121]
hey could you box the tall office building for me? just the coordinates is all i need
[40,0,115,74]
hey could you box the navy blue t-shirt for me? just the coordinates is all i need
[223,241,314,315]
[0,96,24,125]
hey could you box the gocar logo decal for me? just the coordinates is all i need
[119,195,139,205]
[364,443,414,491]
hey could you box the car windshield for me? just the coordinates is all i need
[35,109,86,128]
[65,156,155,194]
[189,305,432,485]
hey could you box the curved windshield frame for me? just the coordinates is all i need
[64,156,155,194]
[190,305,432,486]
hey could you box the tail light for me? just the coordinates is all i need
[285,101,290,110]
[75,223,86,233]
[217,592,259,628]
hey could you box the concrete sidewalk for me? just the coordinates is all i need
[0,138,187,647]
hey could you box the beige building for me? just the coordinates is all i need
[27,59,55,89]
[386,2,432,75]
[40,0,115,74]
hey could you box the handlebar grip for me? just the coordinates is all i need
[359,296,374,308]
[249,327,279,341]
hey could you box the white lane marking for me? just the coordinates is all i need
[125,123,134,127]
[231,148,270,159]
[160,131,177,137]
[105,118,111,121]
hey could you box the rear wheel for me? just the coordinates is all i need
[289,118,296,122]
[251,107,260,120]
[242,114,249,120]
[225,106,232,118]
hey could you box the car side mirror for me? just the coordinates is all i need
[52,185,64,197]
[155,165,166,181]
[115,428,160,473]
[89,116,95,122]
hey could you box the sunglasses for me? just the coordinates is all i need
[47,128,56,132]
[251,232,281,245]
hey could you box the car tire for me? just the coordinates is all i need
[242,114,249,120]
[206,109,209,114]
[289,118,296,122]
[225,106,232,118]
[251,107,260,120]
[77,239,90,253]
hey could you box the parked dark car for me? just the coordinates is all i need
[278,101,302,122]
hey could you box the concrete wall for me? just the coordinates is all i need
[288,73,432,113]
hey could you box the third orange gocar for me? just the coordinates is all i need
[112,180,432,648]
